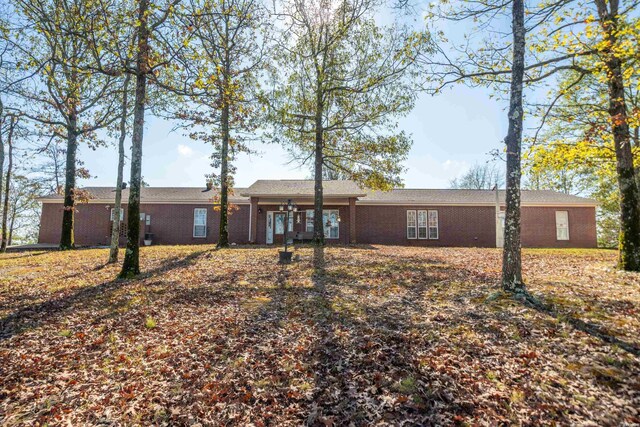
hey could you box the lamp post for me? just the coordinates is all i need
[278,199,297,263]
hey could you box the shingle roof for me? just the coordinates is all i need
[360,188,597,205]
[38,187,250,203]
[240,180,367,197]
[38,182,598,206]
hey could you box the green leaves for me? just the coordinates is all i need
[267,0,430,189]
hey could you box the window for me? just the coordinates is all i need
[428,210,439,239]
[275,214,285,234]
[323,210,339,239]
[306,210,339,238]
[407,210,417,239]
[145,215,151,226]
[306,210,314,232]
[556,211,569,240]
[193,208,207,238]
[110,208,124,222]
[417,210,428,239]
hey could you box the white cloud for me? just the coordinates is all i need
[177,144,193,157]
[442,159,467,173]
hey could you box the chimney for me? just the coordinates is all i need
[121,182,127,189]
[205,180,213,191]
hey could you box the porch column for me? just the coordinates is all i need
[250,197,258,243]
[349,197,357,244]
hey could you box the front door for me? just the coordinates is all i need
[267,211,293,245]
[273,212,286,244]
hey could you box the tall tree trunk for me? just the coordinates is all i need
[120,0,149,278]
[109,75,131,264]
[218,78,230,248]
[0,116,4,215]
[313,87,325,246]
[633,127,640,190]
[8,208,15,246]
[1,117,15,252]
[595,0,640,270]
[59,116,78,250]
[502,0,526,292]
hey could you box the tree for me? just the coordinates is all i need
[79,0,186,276]
[500,0,526,292]
[425,0,640,271]
[9,0,120,250]
[592,0,640,269]
[268,0,429,244]
[30,139,66,194]
[173,0,268,248]
[524,67,640,248]
[6,175,42,245]
[108,74,131,263]
[1,114,16,252]
[450,162,504,190]
[422,0,531,291]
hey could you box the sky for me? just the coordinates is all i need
[76,4,510,191]
[78,83,508,190]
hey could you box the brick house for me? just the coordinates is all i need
[37,179,598,248]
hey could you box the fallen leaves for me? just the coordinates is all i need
[0,245,638,425]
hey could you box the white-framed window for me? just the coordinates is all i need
[306,209,339,238]
[110,208,124,222]
[306,210,314,232]
[193,208,207,238]
[407,210,417,239]
[323,210,339,239]
[145,215,151,225]
[428,210,439,239]
[417,210,428,239]
[556,210,569,240]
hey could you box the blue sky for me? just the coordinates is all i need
[78,82,507,189]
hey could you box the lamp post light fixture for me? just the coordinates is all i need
[278,199,297,264]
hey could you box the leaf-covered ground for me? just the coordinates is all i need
[1,245,639,426]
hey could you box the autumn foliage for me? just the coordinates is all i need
[1,246,638,424]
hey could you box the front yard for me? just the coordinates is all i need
[0,245,638,425]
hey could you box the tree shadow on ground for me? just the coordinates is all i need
[302,246,460,425]
[2,246,639,426]
[517,291,640,356]
[0,250,210,341]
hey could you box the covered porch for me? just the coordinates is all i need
[240,180,365,245]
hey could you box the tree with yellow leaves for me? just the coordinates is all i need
[425,0,640,272]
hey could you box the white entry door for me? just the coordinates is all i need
[266,211,274,244]
[496,212,505,248]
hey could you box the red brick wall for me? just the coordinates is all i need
[356,205,497,247]
[355,204,597,248]
[38,202,597,248]
[38,203,251,246]
[521,206,597,248]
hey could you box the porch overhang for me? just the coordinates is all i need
[253,197,354,205]
[240,179,366,199]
